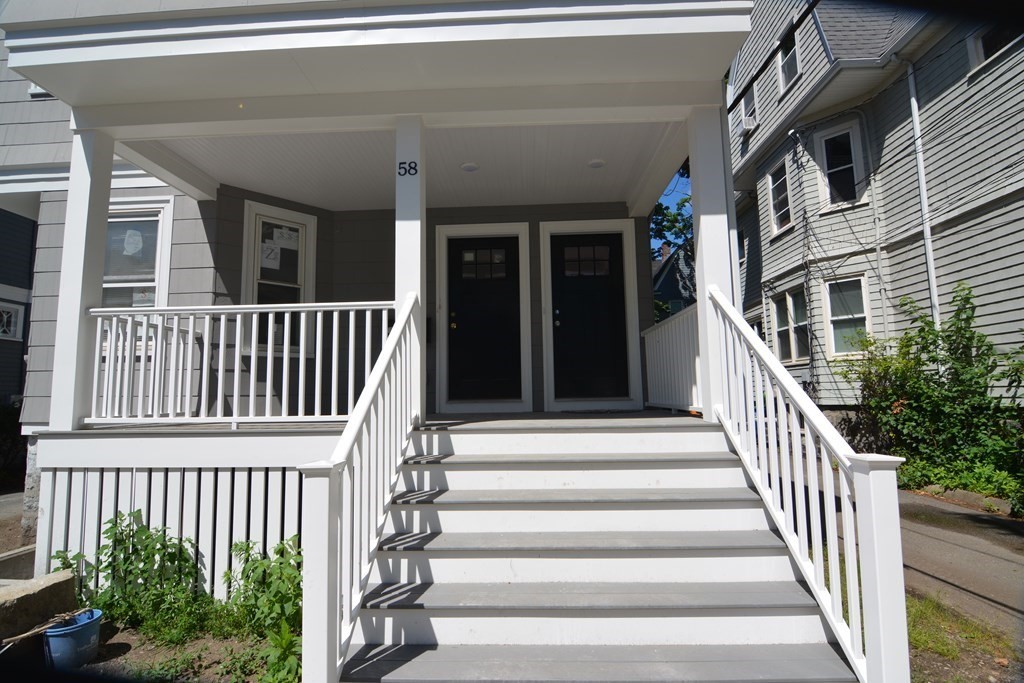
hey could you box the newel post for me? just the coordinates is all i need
[847,453,910,683]
[299,461,340,683]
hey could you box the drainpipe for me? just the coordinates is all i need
[894,55,941,327]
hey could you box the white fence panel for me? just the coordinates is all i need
[641,304,701,412]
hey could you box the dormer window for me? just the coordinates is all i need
[778,30,799,92]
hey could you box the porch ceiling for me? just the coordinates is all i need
[155,121,687,212]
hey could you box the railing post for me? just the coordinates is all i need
[299,461,340,683]
[847,453,910,683]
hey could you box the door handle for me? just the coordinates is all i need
[450,322,457,330]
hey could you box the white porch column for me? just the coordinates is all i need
[688,106,736,423]
[394,116,426,423]
[49,127,115,431]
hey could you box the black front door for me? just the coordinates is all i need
[447,236,522,402]
[550,233,629,399]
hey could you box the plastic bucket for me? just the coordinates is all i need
[44,609,103,669]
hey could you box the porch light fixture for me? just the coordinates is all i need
[460,162,480,172]
[587,158,606,169]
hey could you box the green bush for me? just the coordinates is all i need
[837,283,1024,515]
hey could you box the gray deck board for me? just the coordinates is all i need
[341,643,857,682]
[362,581,817,610]
[403,451,739,466]
[378,530,786,552]
[391,488,760,505]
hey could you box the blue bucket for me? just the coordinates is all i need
[44,609,103,670]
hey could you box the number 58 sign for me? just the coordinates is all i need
[397,161,419,176]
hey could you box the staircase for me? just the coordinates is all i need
[340,417,857,682]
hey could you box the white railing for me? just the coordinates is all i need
[708,286,909,683]
[88,301,393,424]
[299,293,419,682]
[641,304,701,412]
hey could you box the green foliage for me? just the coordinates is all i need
[217,645,263,682]
[262,622,302,683]
[131,648,207,682]
[224,537,303,638]
[837,284,1024,515]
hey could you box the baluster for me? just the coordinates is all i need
[168,315,180,418]
[315,310,324,417]
[282,312,291,417]
[122,315,136,418]
[821,445,842,618]
[840,472,863,658]
[364,310,372,385]
[217,314,227,418]
[805,427,824,589]
[138,316,150,418]
[331,310,340,417]
[200,314,212,418]
[776,393,793,535]
[153,317,166,417]
[233,313,243,418]
[753,358,769,493]
[112,317,124,417]
[347,310,356,413]
[790,405,808,560]
[298,311,308,417]
[764,371,780,506]
[249,313,258,418]
[742,342,756,464]
[265,312,275,417]
[92,317,103,419]
[185,315,196,418]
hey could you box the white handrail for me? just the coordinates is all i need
[90,300,394,315]
[707,285,909,683]
[299,293,419,682]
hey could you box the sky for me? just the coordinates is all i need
[650,171,692,252]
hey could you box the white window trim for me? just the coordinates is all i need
[968,27,1024,71]
[767,159,793,236]
[773,288,809,365]
[241,200,318,306]
[0,302,25,342]
[822,275,871,359]
[814,122,867,212]
[740,86,759,133]
[104,196,175,308]
[776,28,801,97]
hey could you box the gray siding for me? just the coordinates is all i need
[0,44,71,169]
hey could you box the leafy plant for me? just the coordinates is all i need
[217,645,263,682]
[131,647,207,682]
[224,536,303,638]
[837,283,1024,515]
[262,622,302,683]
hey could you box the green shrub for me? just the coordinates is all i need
[837,283,1024,515]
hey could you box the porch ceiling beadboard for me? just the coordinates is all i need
[156,123,678,211]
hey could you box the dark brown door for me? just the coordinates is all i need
[550,233,628,399]
[447,236,521,402]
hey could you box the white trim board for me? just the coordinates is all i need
[107,195,175,307]
[539,219,643,412]
[435,223,533,414]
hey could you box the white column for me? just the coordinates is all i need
[848,453,911,683]
[299,462,341,683]
[394,116,426,423]
[688,106,735,422]
[49,128,115,431]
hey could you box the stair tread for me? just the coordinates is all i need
[403,451,739,465]
[341,643,857,682]
[392,487,759,505]
[362,581,816,610]
[379,529,785,552]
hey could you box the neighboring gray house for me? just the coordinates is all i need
[728,0,1024,408]
[652,242,696,319]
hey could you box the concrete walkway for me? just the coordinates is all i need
[899,490,1024,652]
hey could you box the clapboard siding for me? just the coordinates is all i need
[737,200,763,315]
[0,49,72,168]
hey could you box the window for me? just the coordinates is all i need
[774,289,808,362]
[242,201,318,306]
[768,161,792,233]
[815,124,865,209]
[970,26,1023,67]
[825,278,868,355]
[101,198,174,308]
[778,30,799,92]
[737,229,746,264]
[742,89,757,123]
[0,303,24,341]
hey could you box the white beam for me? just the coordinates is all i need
[688,106,734,424]
[50,128,114,431]
[627,119,690,216]
[116,140,219,201]
[395,116,426,423]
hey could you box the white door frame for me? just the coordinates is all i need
[436,223,533,413]
[539,219,643,412]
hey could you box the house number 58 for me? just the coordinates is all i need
[397,161,419,176]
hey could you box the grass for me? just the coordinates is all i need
[906,592,1018,662]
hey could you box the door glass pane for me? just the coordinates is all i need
[259,221,301,284]
[257,282,301,306]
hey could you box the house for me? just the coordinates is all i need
[652,241,697,318]
[727,0,1024,412]
[0,1,910,681]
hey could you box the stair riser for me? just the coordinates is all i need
[350,611,831,646]
[383,504,772,533]
[407,430,729,456]
[396,464,750,490]
[369,551,801,584]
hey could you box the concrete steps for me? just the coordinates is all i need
[345,420,852,680]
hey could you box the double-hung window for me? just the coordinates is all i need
[778,30,799,92]
[969,26,1023,68]
[825,278,869,355]
[774,289,808,362]
[815,124,865,209]
[768,161,792,233]
[0,303,24,341]
[101,198,174,308]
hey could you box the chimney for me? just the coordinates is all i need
[660,242,672,261]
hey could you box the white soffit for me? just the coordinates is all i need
[159,122,680,212]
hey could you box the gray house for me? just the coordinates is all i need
[728,0,1024,409]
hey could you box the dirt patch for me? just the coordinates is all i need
[0,514,25,554]
[911,644,1023,682]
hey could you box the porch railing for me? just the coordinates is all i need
[88,301,393,424]
[708,286,909,683]
[641,303,701,412]
[299,293,419,682]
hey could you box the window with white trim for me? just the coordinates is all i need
[101,198,174,308]
[815,124,865,208]
[969,26,1023,68]
[242,201,318,307]
[768,161,792,233]
[741,87,758,132]
[774,289,808,362]
[0,303,24,341]
[778,30,799,92]
[825,277,869,355]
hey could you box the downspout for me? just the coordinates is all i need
[850,108,891,340]
[894,54,941,327]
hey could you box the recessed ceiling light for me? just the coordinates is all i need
[587,158,606,169]
[460,162,480,172]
